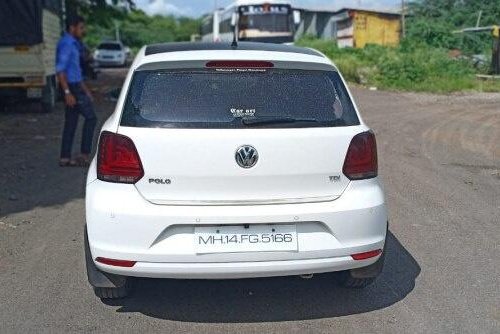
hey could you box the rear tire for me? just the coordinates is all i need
[85,226,133,299]
[93,280,132,299]
[336,241,387,289]
[335,272,376,289]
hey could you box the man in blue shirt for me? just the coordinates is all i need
[56,15,97,167]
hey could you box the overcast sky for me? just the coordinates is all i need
[134,0,400,17]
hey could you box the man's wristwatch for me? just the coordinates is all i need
[64,89,71,95]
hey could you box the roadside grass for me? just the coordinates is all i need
[297,38,500,93]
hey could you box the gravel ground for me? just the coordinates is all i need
[0,69,499,333]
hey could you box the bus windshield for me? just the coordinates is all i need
[238,4,291,33]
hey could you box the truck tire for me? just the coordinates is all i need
[94,281,132,299]
[41,75,56,113]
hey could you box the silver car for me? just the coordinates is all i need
[93,41,127,67]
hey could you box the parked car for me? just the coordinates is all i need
[0,0,62,112]
[93,41,127,67]
[85,42,388,299]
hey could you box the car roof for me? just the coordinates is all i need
[145,42,322,57]
[133,42,334,71]
[99,41,122,44]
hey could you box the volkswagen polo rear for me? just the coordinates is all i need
[85,43,388,299]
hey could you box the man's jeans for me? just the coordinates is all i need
[60,83,97,159]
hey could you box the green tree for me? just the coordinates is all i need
[66,0,201,48]
[407,0,500,53]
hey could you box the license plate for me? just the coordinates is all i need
[194,224,298,254]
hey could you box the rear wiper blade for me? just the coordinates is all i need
[241,117,320,126]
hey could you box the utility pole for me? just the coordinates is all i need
[114,21,121,42]
[401,0,406,38]
[476,10,482,28]
[492,26,500,75]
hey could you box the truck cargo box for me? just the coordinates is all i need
[0,0,62,112]
[0,0,60,46]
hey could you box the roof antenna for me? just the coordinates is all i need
[231,32,238,48]
[231,13,238,48]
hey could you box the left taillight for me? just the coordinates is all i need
[97,131,144,184]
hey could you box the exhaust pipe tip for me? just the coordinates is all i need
[299,274,314,279]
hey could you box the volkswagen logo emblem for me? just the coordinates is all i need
[235,145,259,168]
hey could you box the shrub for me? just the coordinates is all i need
[296,38,499,93]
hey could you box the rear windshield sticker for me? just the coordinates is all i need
[231,108,256,117]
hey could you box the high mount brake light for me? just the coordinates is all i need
[343,131,378,180]
[206,60,274,68]
[97,131,144,184]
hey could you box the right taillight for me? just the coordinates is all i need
[343,131,378,180]
[97,131,144,184]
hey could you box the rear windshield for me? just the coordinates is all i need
[98,43,122,50]
[120,69,360,128]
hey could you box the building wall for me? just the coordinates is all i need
[336,15,354,48]
[295,11,337,41]
[315,13,337,40]
[295,9,401,48]
[353,11,401,48]
[305,12,317,36]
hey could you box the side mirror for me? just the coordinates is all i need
[293,10,301,25]
[231,12,238,27]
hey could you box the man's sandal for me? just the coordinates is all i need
[59,159,77,167]
[75,156,91,167]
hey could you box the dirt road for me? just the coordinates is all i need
[0,69,499,333]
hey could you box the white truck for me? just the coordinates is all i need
[0,0,62,112]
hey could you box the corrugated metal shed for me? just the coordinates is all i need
[296,7,402,48]
[337,8,401,48]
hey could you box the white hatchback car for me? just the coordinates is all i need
[93,41,127,67]
[85,42,388,299]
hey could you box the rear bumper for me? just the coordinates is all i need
[86,175,388,279]
[96,255,379,279]
[0,87,42,99]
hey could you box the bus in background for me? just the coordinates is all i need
[202,1,301,44]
